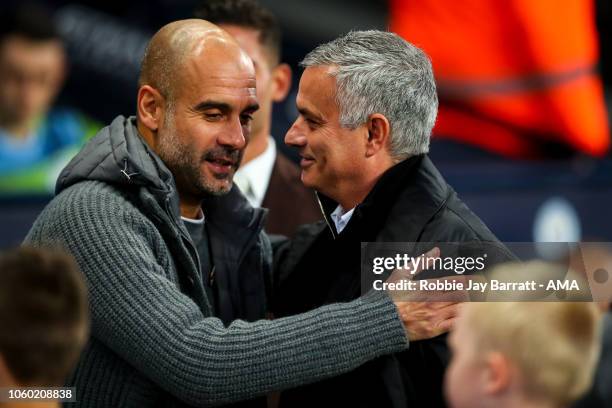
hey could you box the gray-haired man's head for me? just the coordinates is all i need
[302,30,437,160]
[285,30,438,208]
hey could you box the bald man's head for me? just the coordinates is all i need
[139,19,243,106]
[136,19,259,211]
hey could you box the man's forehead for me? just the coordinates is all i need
[296,66,337,114]
[200,75,256,88]
[168,30,258,102]
[186,75,257,98]
[176,75,258,111]
[180,52,256,93]
[1,36,63,61]
[185,45,255,78]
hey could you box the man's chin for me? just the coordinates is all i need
[300,170,317,189]
[200,178,233,196]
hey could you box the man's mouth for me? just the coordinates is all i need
[299,153,315,168]
[204,157,237,174]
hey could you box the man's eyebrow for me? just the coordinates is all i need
[298,107,324,122]
[243,102,260,113]
[192,101,231,113]
[192,101,260,114]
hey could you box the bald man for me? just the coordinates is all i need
[25,20,455,408]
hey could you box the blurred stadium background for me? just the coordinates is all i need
[1,0,611,246]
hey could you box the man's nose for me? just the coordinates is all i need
[285,119,307,148]
[218,119,247,150]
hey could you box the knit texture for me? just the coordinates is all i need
[25,180,408,407]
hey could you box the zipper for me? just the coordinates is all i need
[315,192,337,240]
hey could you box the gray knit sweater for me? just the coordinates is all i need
[24,116,408,407]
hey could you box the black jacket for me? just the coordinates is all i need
[273,154,515,408]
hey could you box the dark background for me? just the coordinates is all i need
[1,0,611,246]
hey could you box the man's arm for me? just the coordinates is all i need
[24,185,408,407]
[272,226,461,342]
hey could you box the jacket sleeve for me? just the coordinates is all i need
[24,184,408,407]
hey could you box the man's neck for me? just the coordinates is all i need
[334,186,369,212]
[241,131,269,165]
[332,160,394,210]
[179,199,204,220]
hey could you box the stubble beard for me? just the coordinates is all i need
[157,111,241,197]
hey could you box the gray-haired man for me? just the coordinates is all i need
[273,30,514,407]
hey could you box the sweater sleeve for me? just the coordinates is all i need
[24,183,408,407]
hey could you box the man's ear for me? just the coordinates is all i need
[365,113,390,158]
[484,351,512,396]
[137,85,165,132]
[271,63,292,102]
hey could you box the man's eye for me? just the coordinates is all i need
[305,117,319,127]
[205,113,223,120]
[241,114,254,124]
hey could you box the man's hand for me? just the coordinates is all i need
[387,247,471,341]
[395,301,460,341]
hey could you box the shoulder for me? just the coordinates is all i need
[435,191,498,241]
[419,193,516,262]
[417,191,505,248]
[29,181,151,240]
[52,180,138,216]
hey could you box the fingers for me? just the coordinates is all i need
[433,303,460,324]
[395,300,462,341]
[435,316,456,333]
[430,301,460,310]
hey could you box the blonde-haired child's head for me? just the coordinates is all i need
[446,301,601,408]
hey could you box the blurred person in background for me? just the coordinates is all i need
[0,2,98,194]
[0,246,88,408]
[574,305,612,408]
[573,247,612,408]
[195,0,321,237]
[446,300,602,408]
[390,0,610,159]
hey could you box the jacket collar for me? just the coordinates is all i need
[56,115,176,208]
[317,154,451,243]
[202,184,267,251]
